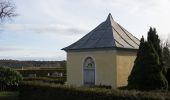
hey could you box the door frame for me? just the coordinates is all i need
[82,56,96,86]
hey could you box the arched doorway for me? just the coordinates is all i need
[83,57,95,86]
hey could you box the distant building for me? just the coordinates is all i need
[62,14,140,88]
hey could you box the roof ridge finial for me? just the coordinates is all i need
[106,13,113,22]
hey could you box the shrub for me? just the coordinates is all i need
[0,66,23,91]
[19,81,170,100]
[90,85,112,89]
[23,77,66,84]
[17,68,66,77]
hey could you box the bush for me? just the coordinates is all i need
[17,68,66,77]
[23,77,66,84]
[0,92,19,100]
[19,81,170,100]
[90,85,112,89]
[0,66,23,91]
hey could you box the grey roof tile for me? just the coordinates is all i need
[62,13,140,51]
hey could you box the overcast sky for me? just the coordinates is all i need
[0,0,170,61]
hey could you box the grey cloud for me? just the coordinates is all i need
[0,47,21,52]
[0,24,89,35]
[31,26,87,34]
[98,0,157,13]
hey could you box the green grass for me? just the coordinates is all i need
[0,92,19,100]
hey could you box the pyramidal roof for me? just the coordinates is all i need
[62,14,140,51]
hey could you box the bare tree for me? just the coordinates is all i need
[162,35,170,48]
[0,0,17,22]
[162,36,170,68]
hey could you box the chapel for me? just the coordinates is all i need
[62,14,140,88]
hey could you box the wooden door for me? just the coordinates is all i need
[83,57,95,86]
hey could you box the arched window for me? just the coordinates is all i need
[83,57,95,86]
[84,57,95,69]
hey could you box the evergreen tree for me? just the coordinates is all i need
[163,44,170,86]
[163,46,170,68]
[147,27,166,74]
[128,34,168,90]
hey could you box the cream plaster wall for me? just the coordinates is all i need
[66,49,137,88]
[116,51,137,87]
[67,50,117,88]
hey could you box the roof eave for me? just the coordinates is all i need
[62,47,138,52]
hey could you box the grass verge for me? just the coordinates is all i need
[0,91,18,100]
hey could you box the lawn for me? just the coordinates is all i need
[0,92,19,100]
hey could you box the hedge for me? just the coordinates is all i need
[23,77,66,84]
[16,68,66,77]
[0,92,19,100]
[19,81,170,100]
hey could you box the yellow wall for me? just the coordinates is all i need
[67,50,117,88]
[66,49,137,88]
[116,51,137,87]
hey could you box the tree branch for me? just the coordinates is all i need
[0,0,17,22]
